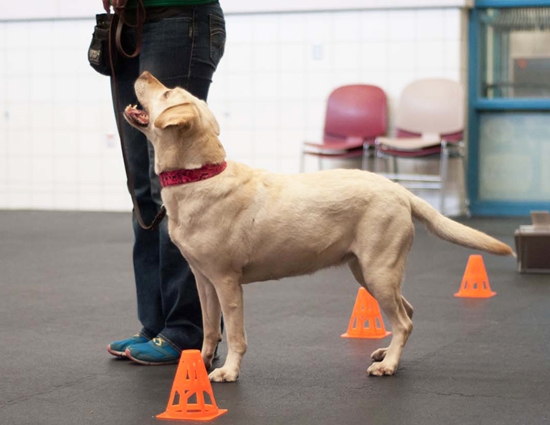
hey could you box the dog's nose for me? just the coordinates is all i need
[139,71,152,80]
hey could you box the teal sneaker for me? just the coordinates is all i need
[107,334,150,358]
[125,336,180,365]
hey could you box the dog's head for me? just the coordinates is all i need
[124,71,220,139]
[123,71,224,172]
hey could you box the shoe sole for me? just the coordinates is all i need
[125,348,179,366]
[107,345,128,358]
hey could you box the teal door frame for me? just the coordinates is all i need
[468,0,550,216]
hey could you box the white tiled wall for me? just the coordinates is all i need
[0,8,467,212]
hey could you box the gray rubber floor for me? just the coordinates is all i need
[1,211,549,425]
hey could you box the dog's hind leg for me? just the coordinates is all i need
[369,295,413,364]
[354,219,414,376]
[349,258,413,320]
[401,295,414,319]
[194,271,223,370]
[349,257,413,366]
[208,276,246,383]
[365,267,413,376]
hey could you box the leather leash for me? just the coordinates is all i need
[108,0,167,230]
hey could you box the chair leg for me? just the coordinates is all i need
[362,146,370,171]
[392,156,398,175]
[300,150,306,173]
[374,148,383,173]
[318,155,323,171]
[439,141,450,214]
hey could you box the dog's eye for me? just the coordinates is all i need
[163,91,171,99]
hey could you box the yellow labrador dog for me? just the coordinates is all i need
[124,71,514,382]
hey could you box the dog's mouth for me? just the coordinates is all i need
[124,104,149,128]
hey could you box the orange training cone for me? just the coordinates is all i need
[157,349,227,421]
[341,287,391,339]
[454,254,496,298]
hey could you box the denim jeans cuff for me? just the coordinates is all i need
[139,328,157,341]
[158,333,182,353]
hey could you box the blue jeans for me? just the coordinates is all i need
[110,3,226,351]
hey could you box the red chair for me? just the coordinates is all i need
[300,85,387,172]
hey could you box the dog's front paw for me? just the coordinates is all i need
[367,361,397,377]
[208,367,239,382]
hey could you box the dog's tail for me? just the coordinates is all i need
[409,194,515,257]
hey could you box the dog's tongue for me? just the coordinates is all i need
[125,105,149,126]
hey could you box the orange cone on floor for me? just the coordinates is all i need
[454,254,496,298]
[341,287,391,339]
[157,349,227,422]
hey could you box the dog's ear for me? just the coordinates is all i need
[154,103,196,130]
[197,100,220,136]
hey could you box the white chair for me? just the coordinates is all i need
[374,79,466,214]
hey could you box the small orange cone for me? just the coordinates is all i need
[157,349,227,421]
[454,255,496,298]
[341,288,391,339]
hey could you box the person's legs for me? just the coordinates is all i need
[107,26,166,358]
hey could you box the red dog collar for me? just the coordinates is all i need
[159,161,227,188]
